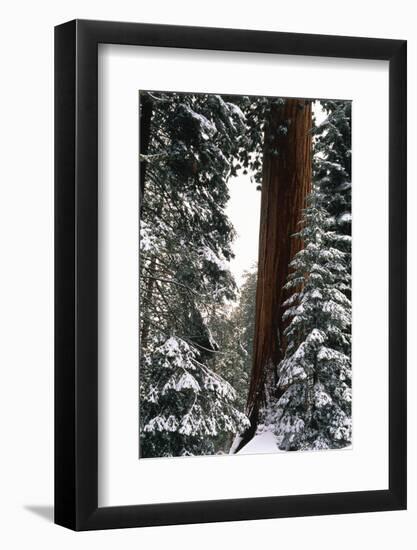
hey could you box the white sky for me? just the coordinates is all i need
[313,99,327,125]
[225,100,325,289]
[225,171,261,287]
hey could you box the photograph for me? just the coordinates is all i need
[139,91,352,458]
[0,0,409,542]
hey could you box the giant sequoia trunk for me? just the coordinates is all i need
[237,99,312,450]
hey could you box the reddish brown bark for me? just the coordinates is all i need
[240,99,312,447]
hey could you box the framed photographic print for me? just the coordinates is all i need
[55,20,407,530]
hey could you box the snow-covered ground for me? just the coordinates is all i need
[237,431,283,455]
[235,431,353,455]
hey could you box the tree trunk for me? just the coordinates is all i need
[237,98,312,450]
[139,93,155,351]
[139,93,153,215]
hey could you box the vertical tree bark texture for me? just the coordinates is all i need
[139,94,153,215]
[240,99,312,447]
[139,93,154,350]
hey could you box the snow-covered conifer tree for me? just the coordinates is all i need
[314,100,352,284]
[314,101,351,222]
[139,91,252,457]
[140,336,249,457]
[266,192,352,450]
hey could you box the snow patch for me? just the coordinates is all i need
[237,431,281,455]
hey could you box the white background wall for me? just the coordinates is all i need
[0,0,414,547]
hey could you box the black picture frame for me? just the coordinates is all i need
[55,19,407,531]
